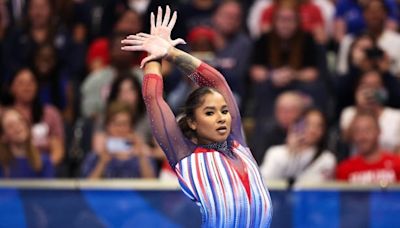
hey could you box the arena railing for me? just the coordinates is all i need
[0,180,399,227]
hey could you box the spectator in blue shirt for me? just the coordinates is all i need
[0,108,54,178]
[334,0,399,42]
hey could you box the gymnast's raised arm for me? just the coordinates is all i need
[140,60,194,167]
[122,5,244,145]
[121,6,245,158]
[122,6,195,167]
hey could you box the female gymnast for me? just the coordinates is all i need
[121,6,272,227]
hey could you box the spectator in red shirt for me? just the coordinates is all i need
[86,9,144,73]
[260,0,326,44]
[336,111,400,184]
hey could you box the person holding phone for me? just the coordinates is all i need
[4,68,65,167]
[335,34,400,112]
[340,70,400,154]
[121,6,272,227]
[0,108,54,178]
[81,101,155,179]
[260,109,336,184]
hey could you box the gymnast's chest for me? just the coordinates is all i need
[176,148,259,200]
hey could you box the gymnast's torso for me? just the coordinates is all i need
[175,139,273,228]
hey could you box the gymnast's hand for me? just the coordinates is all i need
[121,5,185,67]
[150,5,185,47]
[122,33,170,67]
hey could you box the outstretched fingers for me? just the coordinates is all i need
[126,35,136,39]
[125,34,148,41]
[150,12,155,34]
[136,33,152,38]
[121,45,144,52]
[156,6,162,27]
[121,39,143,46]
[121,36,147,52]
[168,11,177,29]
[162,5,171,27]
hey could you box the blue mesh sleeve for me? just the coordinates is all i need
[142,74,195,167]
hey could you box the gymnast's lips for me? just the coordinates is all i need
[216,126,228,134]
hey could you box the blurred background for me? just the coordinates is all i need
[1,0,400,227]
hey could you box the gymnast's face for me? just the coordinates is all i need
[189,92,232,144]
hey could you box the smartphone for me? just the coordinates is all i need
[365,47,384,60]
[32,123,49,145]
[373,88,388,104]
[106,137,133,154]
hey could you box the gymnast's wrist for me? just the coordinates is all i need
[165,46,179,61]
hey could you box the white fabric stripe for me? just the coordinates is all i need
[197,153,216,222]
[175,163,196,201]
[190,154,207,211]
[214,153,235,226]
[207,153,226,227]
[178,159,198,200]
[179,159,194,193]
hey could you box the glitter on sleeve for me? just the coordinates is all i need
[142,74,194,167]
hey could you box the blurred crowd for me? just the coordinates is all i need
[1,0,400,186]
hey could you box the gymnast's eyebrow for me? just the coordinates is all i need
[203,106,216,111]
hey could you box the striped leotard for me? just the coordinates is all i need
[142,63,272,227]
[176,140,272,227]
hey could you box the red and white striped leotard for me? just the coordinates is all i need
[142,63,272,227]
